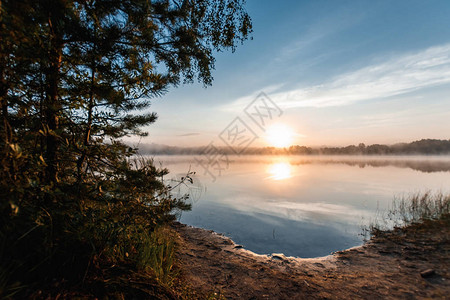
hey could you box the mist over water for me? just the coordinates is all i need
[153,155,450,258]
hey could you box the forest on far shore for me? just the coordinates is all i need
[138,139,450,155]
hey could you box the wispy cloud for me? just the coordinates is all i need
[229,44,450,110]
[220,83,286,112]
[280,44,450,108]
[177,133,200,137]
[275,8,365,63]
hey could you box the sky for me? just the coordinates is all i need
[129,0,450,148]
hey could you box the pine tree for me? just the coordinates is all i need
[0,0,252,296]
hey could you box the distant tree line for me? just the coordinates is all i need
[287,139,450,155]
[140,139,450,155]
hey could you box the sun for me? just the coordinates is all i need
[265,123,295,148]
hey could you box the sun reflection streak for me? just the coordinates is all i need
[267,162,292,180]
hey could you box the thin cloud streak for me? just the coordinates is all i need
[279,43,450,108]
[219,83,286,112]
[228,43,450,110]
[275,9,364,64]
[177,133,200,137]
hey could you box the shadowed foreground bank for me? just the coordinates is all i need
[174,217,449,299]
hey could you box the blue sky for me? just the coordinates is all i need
[133,0,450,147]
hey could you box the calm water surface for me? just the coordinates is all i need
[153,155,450,258]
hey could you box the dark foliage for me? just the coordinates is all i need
[0,0,251,297]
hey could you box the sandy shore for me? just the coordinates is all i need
[173,218,449,299]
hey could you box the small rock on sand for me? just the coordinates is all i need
[271,254,286,261]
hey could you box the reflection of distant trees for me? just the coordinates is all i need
[328,160,450,173]
[139,139,450,157]
[284,159,450,173]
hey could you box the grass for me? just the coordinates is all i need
[137,226,177,285]
[0,213,184,299]
[363,191,450,239]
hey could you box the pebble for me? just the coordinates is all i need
[271,253,286,261]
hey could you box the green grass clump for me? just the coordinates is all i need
[137,226,177,285]
[366,191,450,237]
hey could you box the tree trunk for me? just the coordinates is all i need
[44,8,64,185]
[77,24,97,184]
[0,70,10,146]
[76,69,95,183]
[0,1,11,147]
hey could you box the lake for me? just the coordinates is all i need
[152,155,450,258]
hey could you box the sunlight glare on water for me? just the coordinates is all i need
[267,162,292,180]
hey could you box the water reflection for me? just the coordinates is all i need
[267,162,292,180]
[153,155,450,257]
